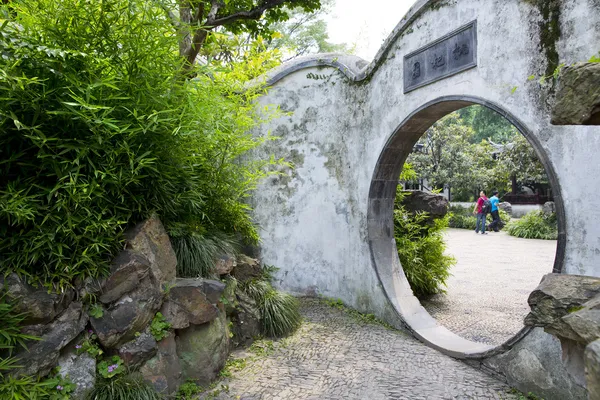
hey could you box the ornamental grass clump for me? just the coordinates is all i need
[85,373,161,400]
[507,211,558,240]
[241,267,301,337]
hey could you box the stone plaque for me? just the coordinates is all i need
[403,21,477,93]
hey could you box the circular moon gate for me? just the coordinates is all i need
[367,95,566,358]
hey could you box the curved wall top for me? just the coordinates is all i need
[250,1,600,398]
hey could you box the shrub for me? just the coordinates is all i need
[241,267,301,337]
[394,190,456,297]
[507,211,558,240]
[0,0,278,289]
[85,373,161,400]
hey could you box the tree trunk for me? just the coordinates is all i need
[511,174,518,194]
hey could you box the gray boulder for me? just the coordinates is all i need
[542,201,556,216]
[160,278,224,330]
[139,332,182,395]
[399,190,449,221]
[176,311,230,386]
[551,62,600,125]
[58,344,96,399]
[585,340,600,400]
[99,251,152,304]
[125,215,177,286]
[0,273,74,325]
[231,255,262,283]
[118,327,157,369]
[499,201,512,215]
[562,295,600,345]
[215,254,236,276]
[230,291,261,347]
[525,274,600,343]
[14,302,88,377]
[90,272,162,348]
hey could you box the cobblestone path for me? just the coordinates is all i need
[421,228,557,346]
[212,299,519,400]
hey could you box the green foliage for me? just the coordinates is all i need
[241,268,302,337]
[172,232,240,278]
[175,380,203,400]
[0,293,73,399]
[248,339,276,356]
[457,105,518,144]
[506,211,558,240]
[85,373,161,400]
[590,51,600,63]
[267,0,352,60]
[149,313,171,342]
[0,371,75,400]
[406,106,549,202]
[394,190,455,297]
[1,0,281,289]
[76,330,104,359]
[323,298,394,330]
[89,304,104,319]
[98,356,126,379]
[219,357,247,378]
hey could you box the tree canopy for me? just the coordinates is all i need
[405,106,548,201]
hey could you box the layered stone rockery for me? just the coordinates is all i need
[2,216,263,398]
[525,274,600,399]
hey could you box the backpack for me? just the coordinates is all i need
[481,199,492,214]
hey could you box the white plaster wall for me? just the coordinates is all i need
[252,0,600,305]
[250,1,599,397]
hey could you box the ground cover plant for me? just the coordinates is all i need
[506,211,558,240]
[394,189,456,297]
[0,0,283,289]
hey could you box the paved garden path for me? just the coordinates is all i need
[212,299,520,400]
[421,228,557,346]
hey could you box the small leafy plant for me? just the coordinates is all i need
[150,313,171,341]
[89,304,104,319]
[98,356,125,379]
[176,380,203,400]
[75,330,103,359]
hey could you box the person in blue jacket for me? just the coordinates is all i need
[488,190,501,232]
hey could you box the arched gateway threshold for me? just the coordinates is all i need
[367,95,566,358]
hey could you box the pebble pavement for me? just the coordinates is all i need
[210,299,521,400]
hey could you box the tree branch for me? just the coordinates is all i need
[209,0,288,26]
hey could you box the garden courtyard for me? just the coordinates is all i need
[422,227,558,346]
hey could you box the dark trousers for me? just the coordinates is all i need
[489,210,500,231]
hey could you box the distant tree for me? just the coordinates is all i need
[491,134,548,195]
[267,0,352,60]
[457,105,518,144]
[407,114,490,200]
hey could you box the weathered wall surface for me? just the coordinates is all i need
[250,0,600,398]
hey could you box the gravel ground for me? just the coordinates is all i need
[421,227,557,346]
